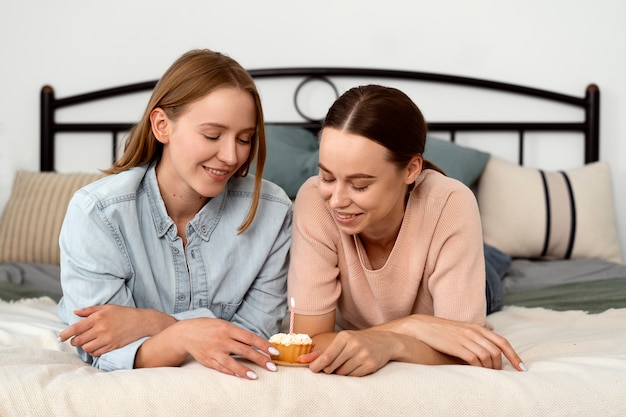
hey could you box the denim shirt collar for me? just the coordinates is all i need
[144,162,231,242]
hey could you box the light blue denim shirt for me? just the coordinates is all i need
[58,162,291,371]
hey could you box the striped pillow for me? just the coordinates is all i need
[0,171,104,265]
[477,156,622,263]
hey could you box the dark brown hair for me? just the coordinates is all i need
[106,49,266,233]
[322,84,443,174]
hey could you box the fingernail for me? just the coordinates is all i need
[246,370,258,380]
[519,362,528,372]
[268,347,280,356]
[266,361,277,372]
[57,336,62,343]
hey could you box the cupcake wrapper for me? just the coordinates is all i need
[270,343,314,363]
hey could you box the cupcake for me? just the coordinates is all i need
[269,333,314,363]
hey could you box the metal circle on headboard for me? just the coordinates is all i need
[293,76,340,122]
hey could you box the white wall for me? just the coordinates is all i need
[1,0,625,259]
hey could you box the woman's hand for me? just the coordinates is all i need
[298,329,408,377]
[296,312,526,375]
[376,314,526,371]
[135,318,280,380]
[58,305,176,357]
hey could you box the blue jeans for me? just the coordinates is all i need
[484,244,511,314]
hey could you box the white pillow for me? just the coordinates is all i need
[477,156,622,263]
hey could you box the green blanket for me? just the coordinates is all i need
[503,277,626,313]
[3,276,625,314]
[0,281,62,302]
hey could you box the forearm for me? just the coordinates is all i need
[390,331,463,366]
[134,321,189,368]
[371,315,523,370]
[370,314,428,336]
[310,332,339,352]
[137,308,178,336]
[314,327,462,366]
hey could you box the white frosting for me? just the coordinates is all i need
[269,333,313,346]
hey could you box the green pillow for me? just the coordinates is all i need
[423,136,490,186]
[251,125,319,198]
[253,130,489,197]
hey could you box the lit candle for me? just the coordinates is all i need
[289,297,295,334]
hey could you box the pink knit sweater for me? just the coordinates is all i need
[288,169,486,330]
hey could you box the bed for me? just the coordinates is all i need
[1,67,626,416]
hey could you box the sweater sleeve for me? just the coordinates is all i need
[422,179,487,324]
[288,178,342,316]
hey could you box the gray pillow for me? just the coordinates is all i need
[423,136,490,186]
[251,125,319,199]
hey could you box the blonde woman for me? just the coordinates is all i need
[58,49,291,380]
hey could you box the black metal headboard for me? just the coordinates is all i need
[40,68,600,172]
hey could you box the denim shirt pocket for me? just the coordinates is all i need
[210,299,243,321]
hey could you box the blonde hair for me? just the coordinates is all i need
[106,49,266,233]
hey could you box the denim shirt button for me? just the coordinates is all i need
[172,247,179,254]
[177,294,185,301]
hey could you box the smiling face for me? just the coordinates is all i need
[151,86,256,204]
[317,127,422,240]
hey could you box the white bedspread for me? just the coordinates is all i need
[1,297,625,417]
